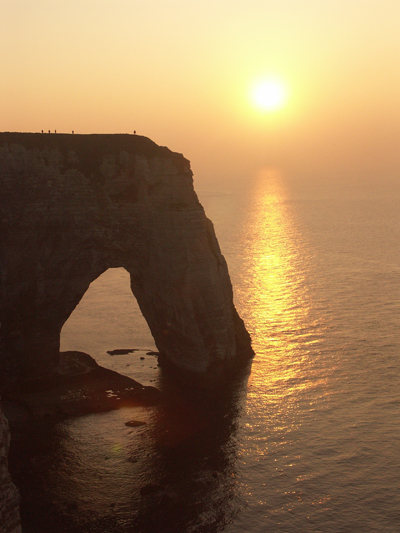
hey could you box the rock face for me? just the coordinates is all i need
[0,133,253,388]
[0,403,21,533]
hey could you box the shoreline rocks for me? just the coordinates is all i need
[1,351,161,426]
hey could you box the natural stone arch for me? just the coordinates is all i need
[0,133,253,387]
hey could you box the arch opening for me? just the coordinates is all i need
[60,268,159,386]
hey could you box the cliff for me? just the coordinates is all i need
[0,402,21,533]
[0,132,253,388]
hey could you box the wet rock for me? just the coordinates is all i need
[107,349,137,356]
[1,351,161,424]
[125,420,146,427]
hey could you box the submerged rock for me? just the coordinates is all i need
[107,349,138,355]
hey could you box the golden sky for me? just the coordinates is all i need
[2,0,400,185]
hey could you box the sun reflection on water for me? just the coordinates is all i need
[236,168,326,409]
[229,168,332,524]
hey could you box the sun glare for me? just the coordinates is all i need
[251,79,287,112]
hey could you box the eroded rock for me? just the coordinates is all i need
[0,402,21,533]
[0,132,253,388]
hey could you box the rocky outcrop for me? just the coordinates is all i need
[0,133,253,388]
[0,402,21,533]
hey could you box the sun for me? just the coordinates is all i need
[251,79,288,112]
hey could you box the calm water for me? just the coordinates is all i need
[14,172,400,532]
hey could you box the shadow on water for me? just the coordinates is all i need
[8,363,252,533]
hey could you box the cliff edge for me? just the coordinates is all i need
[0,132,253,388]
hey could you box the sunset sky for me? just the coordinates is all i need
[2,0,400,186]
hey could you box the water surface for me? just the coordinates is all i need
[13,172,400,532]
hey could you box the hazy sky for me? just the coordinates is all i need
[2,0,400,185]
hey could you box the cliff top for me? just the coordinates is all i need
[0,132,187,171]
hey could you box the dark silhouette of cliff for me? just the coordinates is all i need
[0,133,253,389]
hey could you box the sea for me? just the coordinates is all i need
[11,170,400,532]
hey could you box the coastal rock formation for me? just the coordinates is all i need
[0,132,253,388]
[0,403,21,533]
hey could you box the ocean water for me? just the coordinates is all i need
[13,172,400,532]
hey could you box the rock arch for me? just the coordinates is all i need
[0,133,253,387]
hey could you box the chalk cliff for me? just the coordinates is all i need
[0,402,21,533]
[0,132,253,388]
